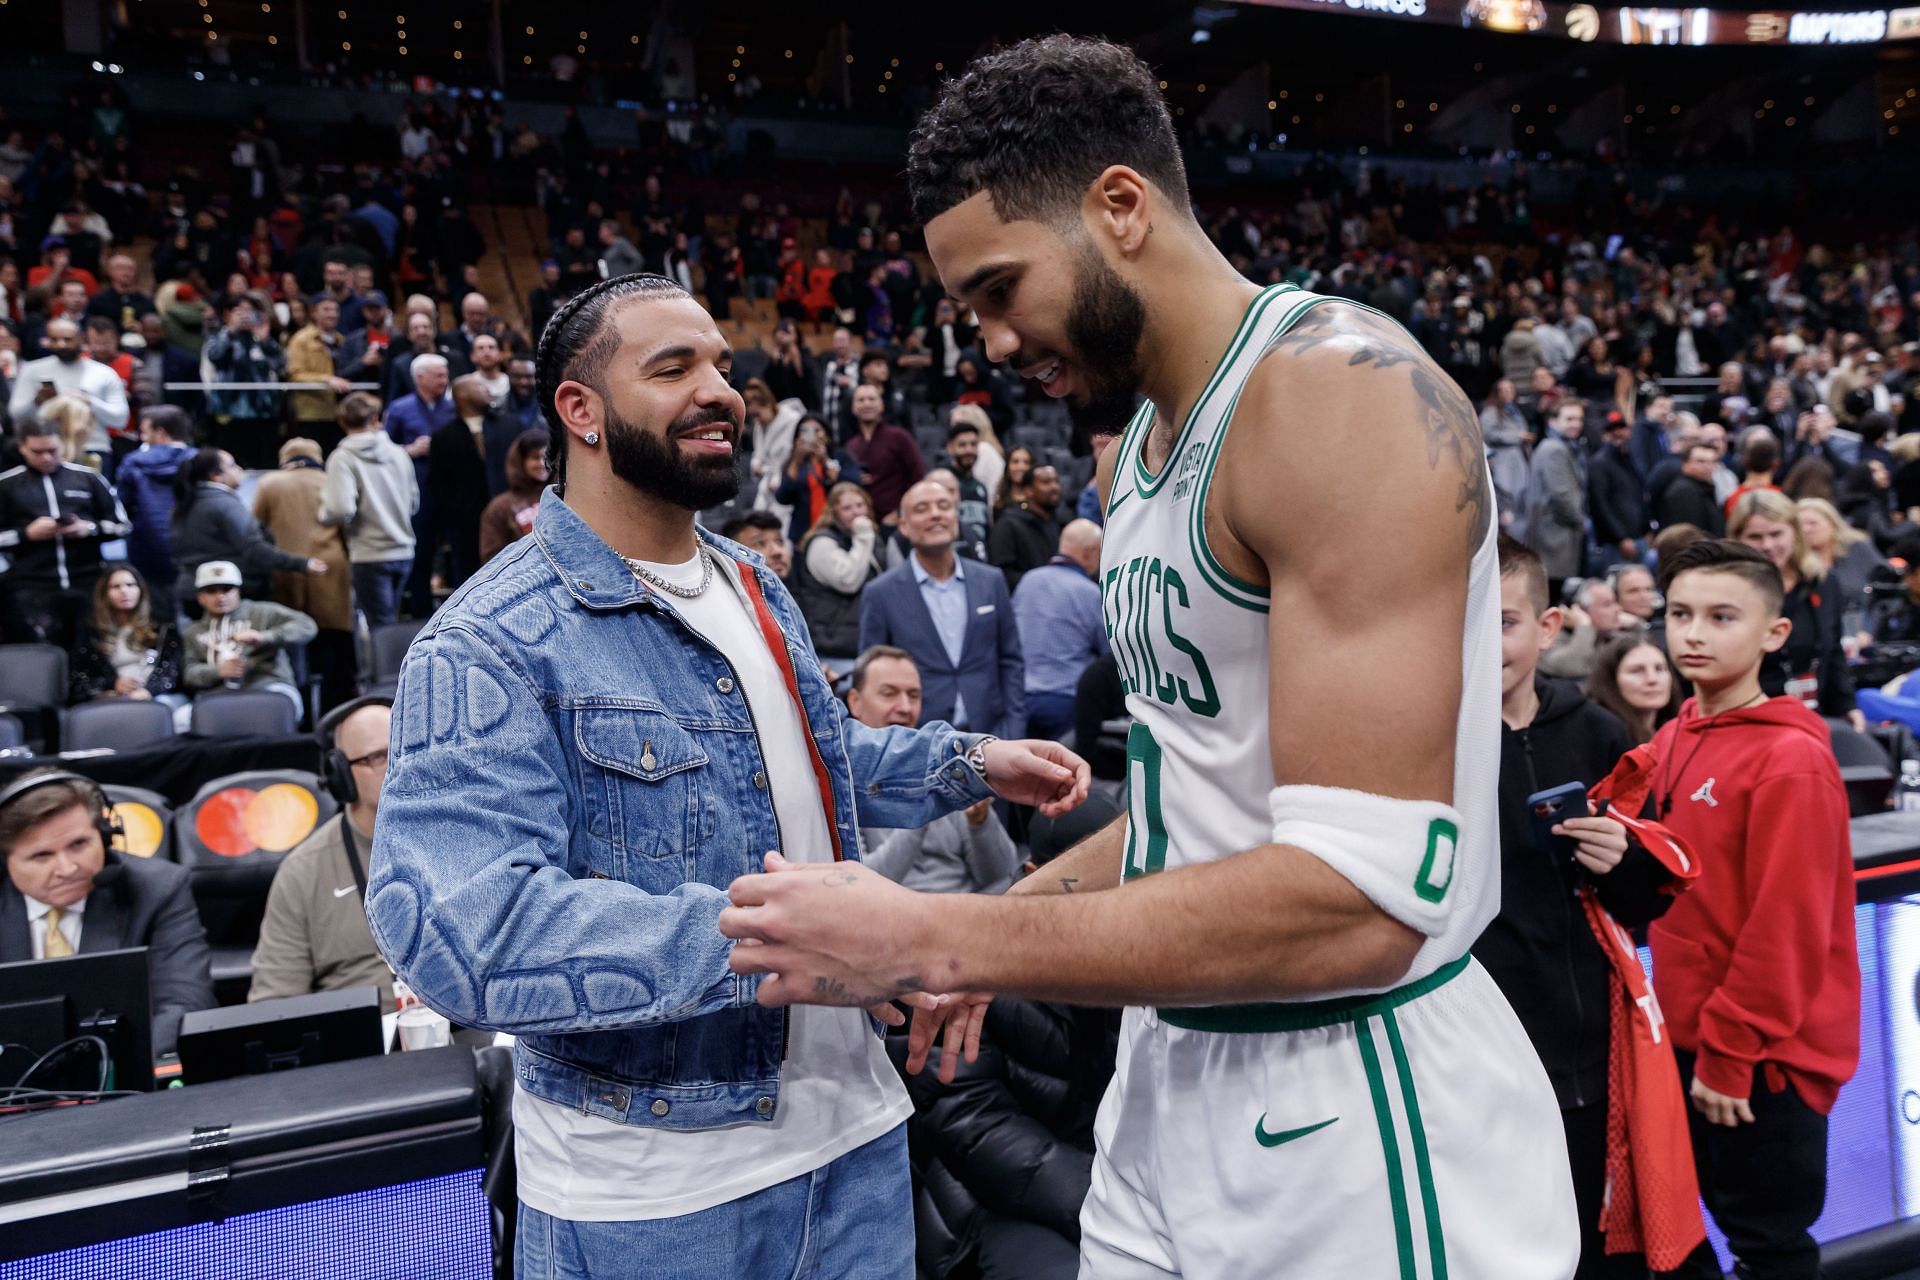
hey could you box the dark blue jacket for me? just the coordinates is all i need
[858,555,1027,739]
[115,441,195,582]
[384,391,457,494]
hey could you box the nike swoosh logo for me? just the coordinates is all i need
[332,886,358,898]
[1255,1115,1338,1148]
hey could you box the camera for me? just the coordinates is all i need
[1865,563,1911,599]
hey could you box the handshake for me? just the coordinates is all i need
[718,736,1091,1081]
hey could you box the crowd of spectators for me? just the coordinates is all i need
[4,76,1920,1278]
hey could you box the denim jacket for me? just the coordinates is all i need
[366,491,992,1130]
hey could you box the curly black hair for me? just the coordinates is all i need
[534,272,689,493]
[906,34,1187,227]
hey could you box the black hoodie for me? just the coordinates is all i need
[1473,675,1674,1110]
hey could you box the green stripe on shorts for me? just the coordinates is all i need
[1386,1008,1448,1279]
[1358,1018,1417,1280]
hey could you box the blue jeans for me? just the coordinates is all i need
[1025,691,1077,743]
[352,558,412,628]
[515,1124,910,1280]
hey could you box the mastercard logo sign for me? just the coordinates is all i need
[107,802,168,859]
[194,784,323,857]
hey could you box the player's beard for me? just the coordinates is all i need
[605,402,743,513]
[1066,238,1147,427]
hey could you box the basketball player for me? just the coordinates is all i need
[721,36,1578,1278]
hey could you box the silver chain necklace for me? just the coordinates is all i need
[621,549,713,598]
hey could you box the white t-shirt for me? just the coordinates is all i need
[513,549,911,1221]
[476,369,510,410]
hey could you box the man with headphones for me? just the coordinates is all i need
[248,696,398,1010]
[0,768,214,1055]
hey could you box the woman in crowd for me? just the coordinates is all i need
[68,563,186,714]
[1799,496,1887,629]
[953,351,1016,434]
[38,393,101,468]
[1730,488,1863,730]
[1479,378,1530,530]
[791,481,881,668]
[479,429,550,562]
[1566,335,1620,407]
[994,445,1035,516]
[774,414,843,546]
[741,377,802,519]
[169,447,324,616]
[1584,634,1681,746]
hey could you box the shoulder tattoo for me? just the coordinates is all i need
[1267,306,1492,554]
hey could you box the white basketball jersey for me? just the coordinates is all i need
[1101,283,1503,994]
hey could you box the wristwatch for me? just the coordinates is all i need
[963,735,998,783]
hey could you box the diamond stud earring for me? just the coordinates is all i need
[583,432,600,445]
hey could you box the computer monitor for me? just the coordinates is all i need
[0,947,154,1095]
[178,986,383,1085]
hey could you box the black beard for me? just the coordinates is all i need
[53,349,82,364]
[1065,239,1147,426]
[604,403,742,512]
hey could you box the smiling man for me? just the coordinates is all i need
[364,272,1088,1280]
[720,35,1577,1278]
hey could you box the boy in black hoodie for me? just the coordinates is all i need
[1474,535,1675,1279]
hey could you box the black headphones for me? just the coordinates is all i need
[0,770,125,861]
[317,695,394,806]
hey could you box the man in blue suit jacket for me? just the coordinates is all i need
[859,479,1025,739]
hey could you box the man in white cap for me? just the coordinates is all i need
[180,559,317,720]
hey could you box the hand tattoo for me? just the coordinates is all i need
[821,870,860,886]
[812,977,858,1004]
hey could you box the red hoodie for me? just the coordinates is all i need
[1647,695,1860,1113]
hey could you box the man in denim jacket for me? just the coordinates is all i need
[366,274,1088,1280]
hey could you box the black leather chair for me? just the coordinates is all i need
[61,700,177,752]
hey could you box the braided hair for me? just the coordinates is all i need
[534,273,690,493]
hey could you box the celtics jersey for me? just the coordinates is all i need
[1100,283,1504,994]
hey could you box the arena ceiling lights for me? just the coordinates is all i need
[1239,0,1920,44]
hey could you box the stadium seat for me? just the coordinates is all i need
[0,644,68,750]
[174,769,338,1004]
[0,713,22,751]
[1829,718,1894,817]
[1011,425,1054,453]
[101,784,176,862]
[366,620,429,697]
[191,689,300,738]
[61,700,177,752]
[912,426,947,462]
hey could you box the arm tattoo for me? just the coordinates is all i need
[1269,306,1493,554]
[1059,877,1080,894]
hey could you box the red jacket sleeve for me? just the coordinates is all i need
[1692,769,1847,1098]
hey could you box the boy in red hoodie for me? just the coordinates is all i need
[1651,539,1860,1279]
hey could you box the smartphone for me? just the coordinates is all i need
[1527,781,1589,860]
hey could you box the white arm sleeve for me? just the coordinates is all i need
[1270,785,1464,939]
